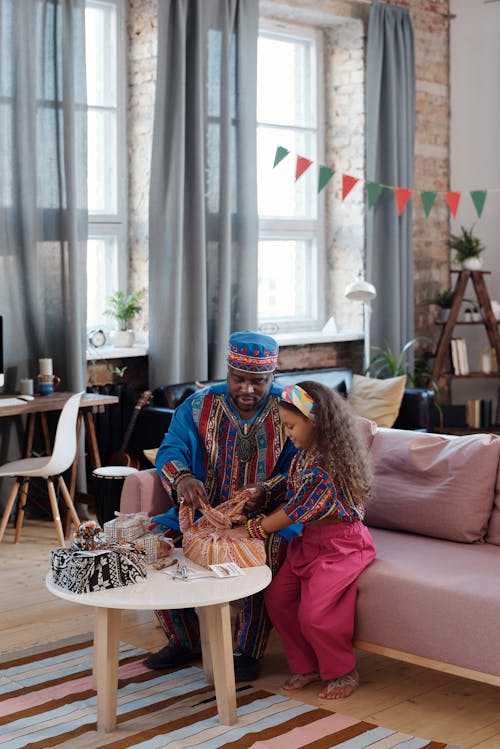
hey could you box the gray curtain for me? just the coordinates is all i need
[366,2,415,360]
[0,0,87,457]
[148,0,258,388]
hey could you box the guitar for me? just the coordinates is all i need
[109,390,153,468]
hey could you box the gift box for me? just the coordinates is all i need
[134,533,174,564]
[103,511,150,542]
[50,520,148,594]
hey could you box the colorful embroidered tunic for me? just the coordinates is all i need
[282,449,366,524]
[153,381,297,659]
[155,382,295,508]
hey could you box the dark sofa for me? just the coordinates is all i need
[127,368,435,470]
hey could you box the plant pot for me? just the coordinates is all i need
[437,309,450,323]
[110,329,135,348]
[462,257,483,270]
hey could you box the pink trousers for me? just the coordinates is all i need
[265,521,376,680]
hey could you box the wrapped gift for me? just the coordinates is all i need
[103,511,150,542]
[134,533,174,564]
[50,521,147,594]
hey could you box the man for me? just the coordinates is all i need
[143,330,297,680]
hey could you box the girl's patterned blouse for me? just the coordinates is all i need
[282,449,365,524]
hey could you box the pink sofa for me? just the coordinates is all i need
[120,423,500,687]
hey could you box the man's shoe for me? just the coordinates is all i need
[233,650,261,681]
[143,643,195,670]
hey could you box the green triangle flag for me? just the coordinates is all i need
[421,191,437,217]
[366,182,383,208]
[273,146,290,168]
[318,165,335,193]
[470,190,487,218]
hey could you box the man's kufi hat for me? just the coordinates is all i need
[227,330,279,373]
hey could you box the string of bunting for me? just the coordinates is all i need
[273,145,491,219]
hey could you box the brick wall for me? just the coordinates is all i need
[126,0,450,370]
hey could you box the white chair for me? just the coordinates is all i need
[0,391,85,546]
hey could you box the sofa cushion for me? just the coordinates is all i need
[356,528,500,677]
[485,460,500,545]
[365,428,500,543]
[347,374,407,428]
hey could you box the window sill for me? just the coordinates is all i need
[86,344,148,361]
[275,331,363,347]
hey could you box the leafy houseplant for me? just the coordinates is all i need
[423,288,455,309]
[365,337,441,421]
[105,290,143,348]
[448,225,486,269]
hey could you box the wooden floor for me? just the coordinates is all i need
[1,519,500,748]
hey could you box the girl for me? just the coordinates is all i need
[236,380,376,700]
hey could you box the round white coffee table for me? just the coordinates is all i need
[46,550,271,732]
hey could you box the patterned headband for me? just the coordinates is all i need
[280,385,316,421]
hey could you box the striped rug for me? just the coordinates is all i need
[0,639,462,749]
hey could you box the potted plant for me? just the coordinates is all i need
[421,288,456,323]
[448,225,486,269]
[105,290,143,347]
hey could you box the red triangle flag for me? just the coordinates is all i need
[394,187,413,216]
[295,156,313,181]
[446,191,461,219]
[342,174,359,200]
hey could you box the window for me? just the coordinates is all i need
[85,0,126,332]
[257,22,324,334]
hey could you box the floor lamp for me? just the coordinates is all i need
[345,275,377,373]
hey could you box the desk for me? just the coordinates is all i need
[46,551,272,732]
[0,392,119,528]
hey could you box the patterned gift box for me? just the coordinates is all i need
[134,533,174,564]
[103,512,150,542]
[51,546,147,593]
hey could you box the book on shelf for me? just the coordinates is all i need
[449,337,469,375]
[450,338,460,374]
[457,337,469,375]
[466,398,493,429]
[467,399,481,428]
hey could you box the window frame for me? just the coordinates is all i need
[86,0,128,334]
[257,19,326,335]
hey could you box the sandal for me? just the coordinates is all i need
[282,672,321,691]
[318,669,359,700]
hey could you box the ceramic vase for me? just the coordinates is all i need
[462,257,483,270]
[110,330,135,348]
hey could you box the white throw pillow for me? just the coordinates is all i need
[347,374,407,428]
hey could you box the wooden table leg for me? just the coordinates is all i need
[197,607,213,684]
[84,409,102,470]
[93,607,122,732]
[201,602,237,726]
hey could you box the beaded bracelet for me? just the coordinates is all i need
[246,514,269,541]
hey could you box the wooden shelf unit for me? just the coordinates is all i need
[432,270,500,406]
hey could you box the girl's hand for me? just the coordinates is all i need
[233,484,265,513]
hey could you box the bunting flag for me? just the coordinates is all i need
[470,189,487,218]
[318,165,335,193]
[394,187,413,216]
[295,155,313,181]
[342,174,359,200]
[273,146,290,168]
[271,145,497,219]
[366,182,383,208]
[446,191,461,219]
[421,191,437,217]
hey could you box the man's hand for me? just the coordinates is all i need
[232,484,266,513]
[176,476,208,509]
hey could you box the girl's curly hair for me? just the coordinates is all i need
[281,380,373,506]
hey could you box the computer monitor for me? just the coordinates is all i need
[0,316,4,387]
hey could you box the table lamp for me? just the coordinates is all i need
[344,274,377,372]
